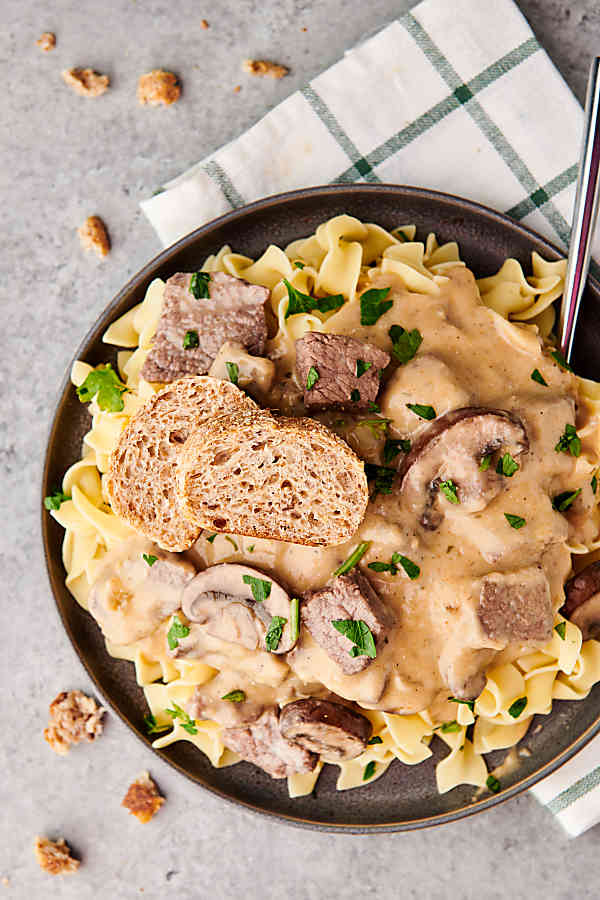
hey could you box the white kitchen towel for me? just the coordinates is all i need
[141,0,600,835]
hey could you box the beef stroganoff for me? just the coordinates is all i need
[48,215,600,797]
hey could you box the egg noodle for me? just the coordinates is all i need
[51,215,600,797]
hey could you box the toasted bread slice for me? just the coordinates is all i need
[176,410,368,546]
[107,376,257,551]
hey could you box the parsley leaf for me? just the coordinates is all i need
[449,697,475,712]
[165,702,198,735]
[357,417,391,438]
[383,438,410,464]
[247,544,255,552]
[486,774,501,794]
[406,402,436,420]
[368,561,395,574]
[306,366,319,390]
[332,619,376,658]
[555,621,567,640]
[142,553,158,566]
[356,359,373,377]
[283,279,344,318]
[555,424,581,457]
[167,614,190,650]
[242,574,272,603]
[504,513,526,529]
[531,368,548,386]
[440,721,461,733]
[363,760,376,781]
[394,229,410,242]
[360,287,393,325]
[440,480,459,504]
[189,271,211,299]
[293,261,305,269]
[144,712,170,735]
[508,697,528,719]
[388,325,423,365]
[221,690,246,702]
[551,349,573,372]
[496,452,519,477]
[44,489,71,510]
[290,597,300,643]
[368,735,383,745]
[552,488,582,512]
[350,388,361,403]
[333,542,371,577]
[206,532,217,543]
[479,454,491,472]
[364,463,395,496]
[265,615,287,652]
[592,474,598,494]
[395,553,420,579]
[183,330,199,349]
[76,364,127,412]
[369,401,381,412]
[225,361,239,385]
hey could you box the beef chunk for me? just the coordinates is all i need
[478,567,552,642]
[141,272,269,383]
[295,333,390,411]
[301,572,391,674]
[222,708,317,778]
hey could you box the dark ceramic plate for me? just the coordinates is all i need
[42,185,600,832]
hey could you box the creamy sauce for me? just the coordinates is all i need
[95,266,600,723]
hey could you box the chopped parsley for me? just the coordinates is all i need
[221,690,246,702]
[76,364,127,412]
[360,287,393,325]
[369,552,420,580]
[357,417,391,438]
[394,228,410,242]
[333,541,371,577]
[364,463,395,496]
[306,366,319,390]
[293,261,305,269]
[167,614,190,650]
[592,474,598,494]
[290,597,300,643]
[369,400,381,412]
[479,454,491,472]
[225,361,239,385]
[555,621,567,640]
[531,368,548,386]
[350,389,361,403]
[388,324,423,365]
[555,424,581,457]
[552,488,582,512]
[242,574,272,603]
[508,697,528,719]
[283,278,344,318]
[332,619,376,659]
[504,513,526,529]
[206,532,217,543]
[165,702,198,735]
[440,480,459,504]
[356,359,373,377]
[551,348,573,372]
[368,735,383,745]
[144,712,170,735]
[383,438,410,464]
[247,544,255,552]
[183,330,199,349]
[449,697,475,712]
[363,760,376,781]
[440,721,461,733]
[189,271,211,299]
[142,553,158,566]
[486,774,501,794]
[496,452,519,477]
[44,489,71,510]
[265,615,287,652]
[406,402,436,421]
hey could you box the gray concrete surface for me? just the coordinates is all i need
[2,1,600,897]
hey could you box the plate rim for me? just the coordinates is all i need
[41,182,600,833]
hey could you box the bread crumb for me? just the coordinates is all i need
[122,772,164,823]
[62,67,109,97]
[233,85,241,94]
[77,216,110,259]
[44,690,106,754]
[137,70,181,106]
[301,27,307,32]
[201,19,209,29]
[36,32,56,52]
[1,877,9,887]
[34,837,79,876]
[242,59,289,79]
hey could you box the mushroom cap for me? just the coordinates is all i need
[279,698,372,762]
[181,563,296,653]
[562,562,600,640]
[398,407,528,530]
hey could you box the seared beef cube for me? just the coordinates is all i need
[141,271,269,383]
[295,333,390,411]
[301,572,391,675]
[478,567,552,642]
[222,708,317,778]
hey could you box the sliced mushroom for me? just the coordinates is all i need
[398,407,528,530]
[181,564,296,653]
[563,561,600,640]
[279,698,372,762]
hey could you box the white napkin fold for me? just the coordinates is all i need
[141,0,600,835]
